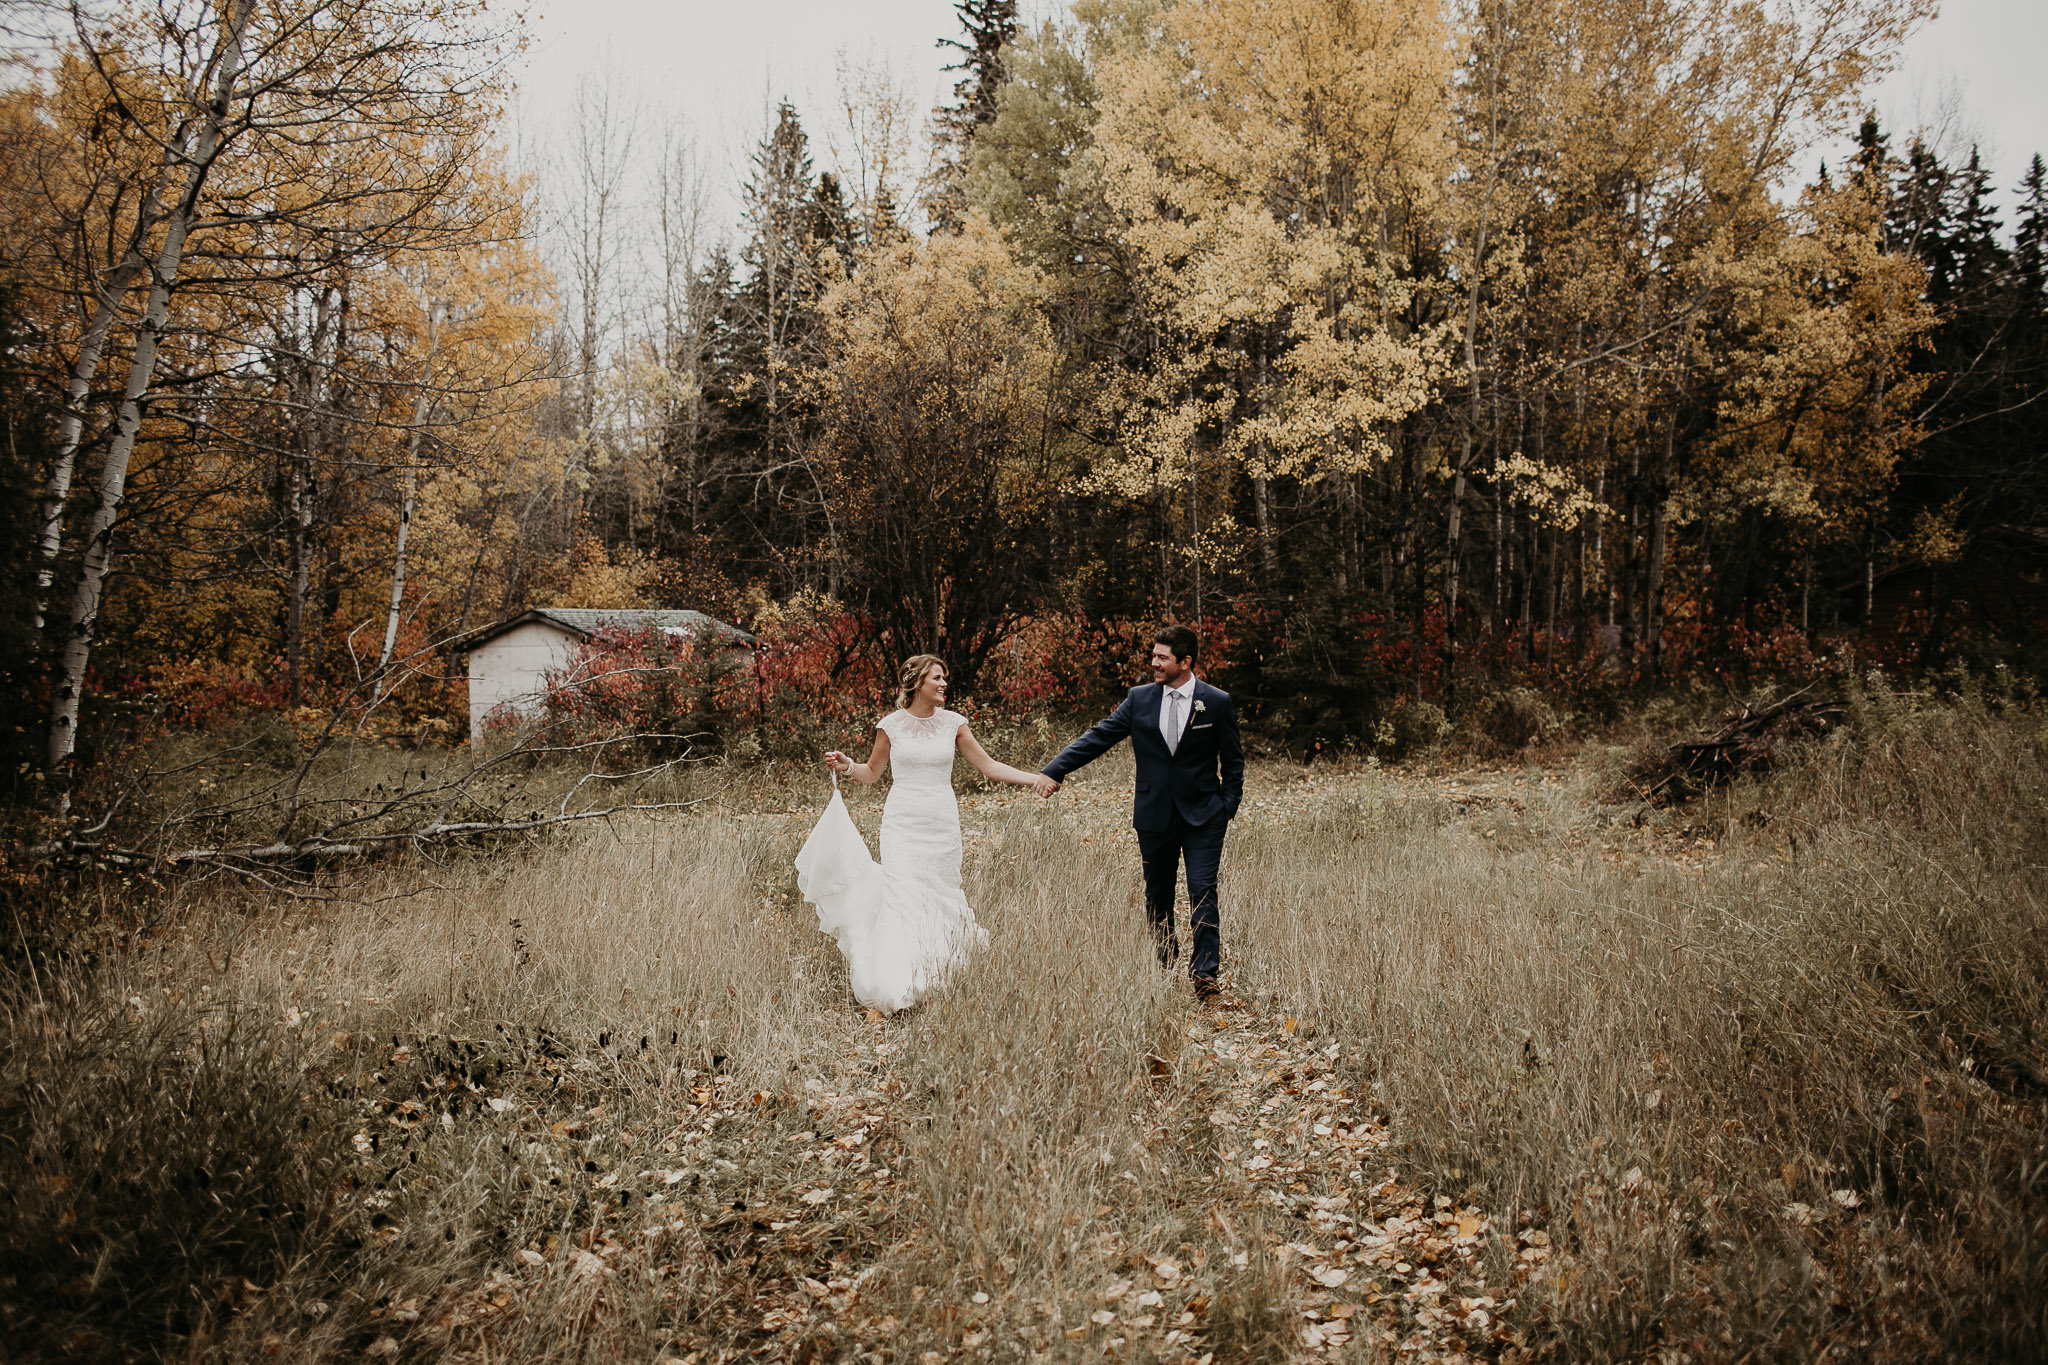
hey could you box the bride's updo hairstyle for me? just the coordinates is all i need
[895,654,947,709]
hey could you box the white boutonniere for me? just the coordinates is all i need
[1192,699,1206,715]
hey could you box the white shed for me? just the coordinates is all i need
[463,608,751,745]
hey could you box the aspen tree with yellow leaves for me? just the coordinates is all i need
[1089,0,1456,581]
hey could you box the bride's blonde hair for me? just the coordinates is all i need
[895,654,947,709]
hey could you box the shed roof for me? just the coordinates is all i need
[462,608,753,651]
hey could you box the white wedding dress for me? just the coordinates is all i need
[795,708,988,1013]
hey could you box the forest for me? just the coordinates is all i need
[4,4,2048,1362]
[0,0,2041,803]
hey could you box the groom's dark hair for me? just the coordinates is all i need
[1155,624,1199,663]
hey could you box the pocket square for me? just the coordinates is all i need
[1188,722,1213,731]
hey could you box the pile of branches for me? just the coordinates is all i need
[1629,683,1847,805]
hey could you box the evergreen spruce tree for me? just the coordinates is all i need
[1950,147,2006,298]
[809,171,858,267]
[1852,112,1891,194]
[739,101,822,344]
[931,0,1019,230]
[1879,137,2046,661]
[2014,154,2048,305]
[696,101,842,593]
[1891,138,1957,297]
[937,0,1019,141]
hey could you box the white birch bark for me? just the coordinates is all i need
[285,284,340,707]
[33,152,186,629]
[376,297,445,688]
[46,0,257,796]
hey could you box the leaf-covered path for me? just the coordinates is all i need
[427,995,1544,1363]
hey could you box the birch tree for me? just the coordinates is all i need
[41,0,511,799]
[47,0,258,794]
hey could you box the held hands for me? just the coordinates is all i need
[1033,773,1061,799]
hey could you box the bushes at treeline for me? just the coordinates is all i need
[508,610,1158,764]
[501,598,1909,765]
[121,577,2021,771]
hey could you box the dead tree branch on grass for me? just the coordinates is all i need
[1628,682,1848,804]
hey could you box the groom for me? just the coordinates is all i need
[1035,625,1243,1003]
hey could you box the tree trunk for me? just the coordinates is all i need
[1445,432,1469,698]
[34,159,182,630]
[1250,343,1278,586]
[1253,473,1277,584]
[1156,484,1172,612]
[1645,420,1673,675]
[1545,524,1562,667]
[1402,423,1425,703]
[1591,466,1606,631]
[1519,511,1536,662]
[1445,33,1501,705]
[1800,552,1812,637]
[1619,444,1640,650]
[46,0,256,801]
[377,298,446,689]
[286,285,341,708]
[1499,474,1515,630]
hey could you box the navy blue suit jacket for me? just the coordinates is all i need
[1043,680,1244,832]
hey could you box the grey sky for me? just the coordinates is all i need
[512,1,2047,241]
[1873,0,2046,212]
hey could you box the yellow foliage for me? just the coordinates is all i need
[1087,0,1458,491]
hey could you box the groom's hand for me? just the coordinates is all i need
[1033,773,1060,798]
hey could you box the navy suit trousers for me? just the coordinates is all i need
[1136,810,1225,981]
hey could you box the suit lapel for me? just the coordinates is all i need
[1180,681,1216,750]
[1140,683,1166,758]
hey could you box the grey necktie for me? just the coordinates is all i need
[1167,691,1183,754]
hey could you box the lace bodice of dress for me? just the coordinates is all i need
[878,708,965,793]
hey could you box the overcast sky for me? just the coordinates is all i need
[510,0,2048,242]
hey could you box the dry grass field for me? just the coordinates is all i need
[4,685,2045,1364]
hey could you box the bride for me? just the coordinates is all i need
[795,654,1044,1013]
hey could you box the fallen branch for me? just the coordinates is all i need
[1627,682,1847,804]
[33,793,719,876]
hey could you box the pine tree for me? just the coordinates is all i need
[1850,113,1894,250]
[740,102,819,323]
[1852,113,1890,186]
[713,102,841,591]
[931,0,1019,230]
[1890,139,1956,296]
[2014,154,2048,304]
[1949,147,2005,298]
[810,172,858,265]
[937,0,1019,144]
[1880,138,2039,658]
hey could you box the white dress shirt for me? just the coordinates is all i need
[1159,676,1197,753]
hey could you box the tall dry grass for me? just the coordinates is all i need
[3,683,2043,1362]
[1233,681,2048,1360]
[4,751,1284,1363]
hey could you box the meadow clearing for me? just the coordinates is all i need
[4,687,2044,1364]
